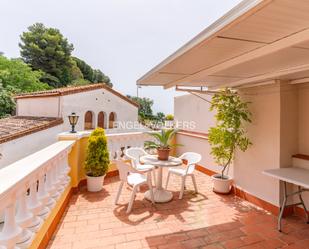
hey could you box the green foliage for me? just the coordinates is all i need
[0,55,49,92]
[19,23,74,86]
[73,57,113,87]
[127,96,154,119]
[144,129,181,149]
[0,55,50,117]
[85,128,110,177]
[165,114,174,121]
[0,84,15,118]
[208,88,252,178]
[156,112,165,122]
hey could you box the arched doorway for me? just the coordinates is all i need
[84,111,94,130]
[109,112,116,128]
[97,111,106,128]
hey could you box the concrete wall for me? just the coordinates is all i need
[16,97,60,117]
[174,93,214,133]
[61,89,138,132]
[0,124,63,169]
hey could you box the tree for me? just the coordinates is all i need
[208,88,252,178]
[73,57,113,87]
[0,84,15,118]
[156,112,165,122]
[0,55,49,117]
[0,55,49,92]
[127,96,154,119]
[19,23,74,87]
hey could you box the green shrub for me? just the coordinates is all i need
[165,114,174,121]
[84,128,110,177]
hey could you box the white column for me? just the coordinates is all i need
[15,188,34,248]
[50,162,60,199]
[45,167,56,209]
[0,201,22,249]
[37,173,50,219]
[26,180,45,226]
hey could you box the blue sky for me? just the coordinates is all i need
[0,0,242,114]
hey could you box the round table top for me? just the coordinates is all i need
[140,155,182,167]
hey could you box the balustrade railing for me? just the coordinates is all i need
[0,141,74,249]
[106,131,155,160]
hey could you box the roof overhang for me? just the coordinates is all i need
[137,0,309,89]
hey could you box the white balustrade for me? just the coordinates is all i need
[106,132,155,160]
[0,141,74,249]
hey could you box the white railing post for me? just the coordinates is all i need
[0,200,22,249]
[50,162,60,199]
[45,165,56,209]
[15,186,34,248]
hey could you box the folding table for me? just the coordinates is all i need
[263,167,309,231]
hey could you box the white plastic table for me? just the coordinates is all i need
[263,167,309,231]
[140,155,182,203]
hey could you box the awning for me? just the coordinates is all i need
[137,0,309,89]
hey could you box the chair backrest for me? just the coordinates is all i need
[114,160,135,182]
[179,152,202,174]
[125,147,147,168]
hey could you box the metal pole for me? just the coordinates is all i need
[278,181,287,232]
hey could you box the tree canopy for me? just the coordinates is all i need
[0,55,49,117]
[19,23,112,88]
[127,96,154,119]
[19,23,74,87]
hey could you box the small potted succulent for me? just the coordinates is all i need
[84,128,110,192]
[208,88,252,194]
[144,129,182,161]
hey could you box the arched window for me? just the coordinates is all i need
[109,112,116,129]
[84,111,94,130]
[97,111,106,128]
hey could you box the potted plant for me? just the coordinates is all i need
[84,128,110,192]
[144,129,181,161]
[208,88,252,194]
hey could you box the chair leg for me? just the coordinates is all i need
[179,176,186,199]
[115,181,124,205]
[127,185,138,214]
[191,175,198,193]
[165,171,171,189]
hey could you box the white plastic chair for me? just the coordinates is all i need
[165,152,201,199]
[114,159,154,213]
[125,147,156,184]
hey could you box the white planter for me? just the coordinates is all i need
[86,175,105,192]
[211,174,233,194]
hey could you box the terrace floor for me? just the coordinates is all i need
[48,169,309,249]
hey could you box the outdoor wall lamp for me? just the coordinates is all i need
[68,112,79,133]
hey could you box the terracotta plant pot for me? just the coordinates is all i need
[157,148,170,161]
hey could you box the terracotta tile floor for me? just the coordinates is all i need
[48,169,309,249]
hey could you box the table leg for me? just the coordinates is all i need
[278,182,287,232]
[145,167,173,203]
[298,186,309,224]
[156,166,163,190]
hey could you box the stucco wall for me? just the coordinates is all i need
[235,84,282,206]
[298,83,309,154]
[174,94,214,133]
[0,124,63,169]
[61,89,138,132]
[175,134,223,174]
[16,97,60,117]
